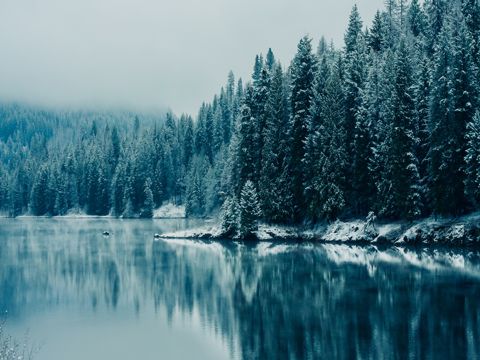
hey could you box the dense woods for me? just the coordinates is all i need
[1,0,480,229]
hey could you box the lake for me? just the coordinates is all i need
[1,218,480,359]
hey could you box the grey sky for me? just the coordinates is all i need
[0,0,384,116]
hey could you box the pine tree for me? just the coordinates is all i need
[54,173,69,215]
[384,0,400,47]
[352,62,376,216]
[462,0,480,66]
[110,126,121,164]
[122,172,135,218]
[369,11,385,52]
[30,165,49,216]
[408,0,427,37]
[344,32,368,208]
[428,11,477,215]
[465,112,480,205]
[185,156,208,217]
[265,48,275,72]
[252,67,271,181]
[236,86,258,193]
[415,56,432,211]
[360,54,388,216]
[252,54,263,86]
[140,177,154,218]
[9,165,30,217]
[287,36,317,221]
[220,196,239,237]
[425,0,448,54]
[238,180,261,239]
[345,5,363,54]
[380,39,422,219]
[309,62,347,221]
[111,161,127,216]
[304,56,331,219]
[259,64,290,222]
[183,116,194,168]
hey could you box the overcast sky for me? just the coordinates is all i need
[0,0,384,116]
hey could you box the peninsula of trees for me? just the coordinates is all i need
[1,0,480,231]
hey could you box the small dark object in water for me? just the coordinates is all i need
[154,233,161,239]
[103,231,110,236]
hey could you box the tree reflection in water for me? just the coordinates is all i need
[0,219,480,359]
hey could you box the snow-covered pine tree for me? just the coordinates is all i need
[236,86,257,194]
[10,174,25,218]
[239,180,261,239]
[259,64,290,222]
[252,66,271,182]
[287,36,317,221]
[380,39,422,219]
[368,11,386,52]
[182,116,194,168]
[212,105,224,155]
[304,56,331,220]
[185,155,209,217]
[428,10,477,215]
[352,54,377,217]
[265,48,275,72]
[122,172,135,218]
[425,0,448,55]
[111,161,127,216]
[140,177,154,218]
[310,61,347,221]
[465,111,480,205]
[54,172,69,216]
[344,5,364,154]
[252,54,263,86]
[344,29,368,211]
[384,0,400,47]
[407,0,427,38]
[30,164,49,216]
[220,196,239,237]
[345,5,363,54]
[204,152,225,213]
[462,0,480,67]
[414,56,432,212]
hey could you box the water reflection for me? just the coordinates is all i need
[1,219,480,359]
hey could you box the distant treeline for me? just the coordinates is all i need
[1,0,480,225]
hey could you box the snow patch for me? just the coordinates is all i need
[254,224,298,240]
[154,203,186,218]
[321,220,376,242]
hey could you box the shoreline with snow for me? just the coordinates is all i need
[159,212,480,247]
[0,203,187,219]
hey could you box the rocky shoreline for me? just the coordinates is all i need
[160,213,480,247]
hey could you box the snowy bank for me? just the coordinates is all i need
[160,213,480,246]
[153,203,186,218]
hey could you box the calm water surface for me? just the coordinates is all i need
[1,218,480,360]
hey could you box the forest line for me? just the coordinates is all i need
[1,1,480,235]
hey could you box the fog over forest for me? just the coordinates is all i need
[0,0,382,114]
[2,1,480,240]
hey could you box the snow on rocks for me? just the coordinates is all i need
[320,220,376,242]
[398,217,480,246]
[158,212,480,247]
[254,224,300,241]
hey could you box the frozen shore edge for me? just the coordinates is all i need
[160,212,480,247]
